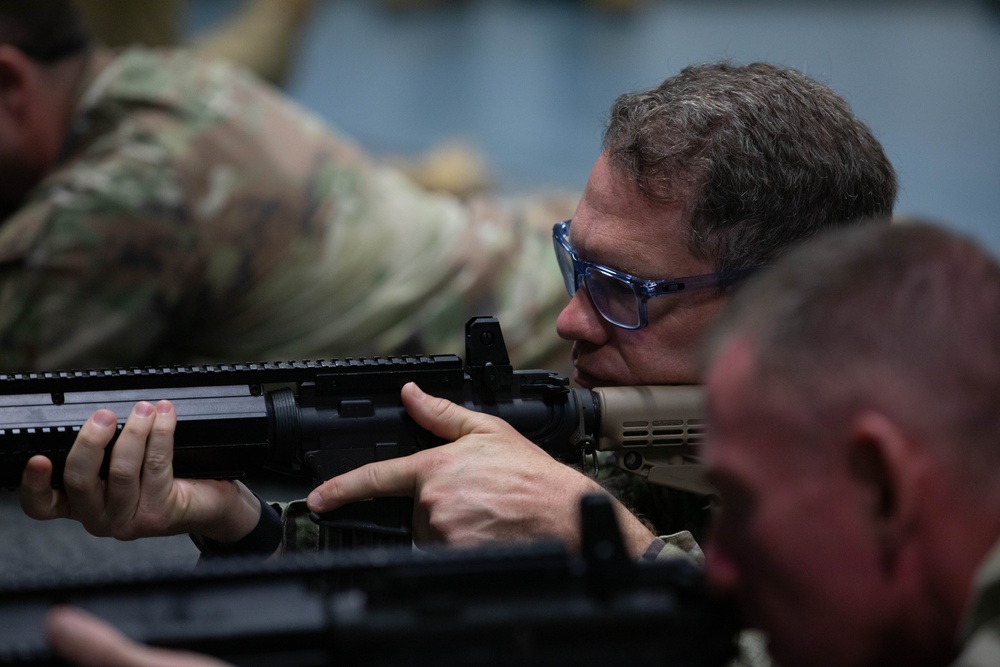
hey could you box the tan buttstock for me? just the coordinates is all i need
[593,385,713,496]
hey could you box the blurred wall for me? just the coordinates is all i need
[187,0,1000,256]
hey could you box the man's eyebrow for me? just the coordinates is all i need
[570,229,654,279]
[573,242,632,274]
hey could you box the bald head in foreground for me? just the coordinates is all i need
[701,220,1000,667]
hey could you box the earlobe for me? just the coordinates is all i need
[847,411,920,571]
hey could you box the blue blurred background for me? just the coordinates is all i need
[188,0,1000,256]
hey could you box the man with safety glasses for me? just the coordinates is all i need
[301,61,898,557]
[551,216,758,396]
[553,219,756,333]
[22,62,897,566]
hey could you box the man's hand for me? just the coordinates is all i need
[19,400,260,544]
[47,607,232,667]
[307,382,656,558]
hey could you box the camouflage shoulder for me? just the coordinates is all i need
[954,629,1000,667]
[954,540,1000,666]
[643,531,704,567]
[92,46,255,111]
[733,631,775,667]
[274,500,321,555]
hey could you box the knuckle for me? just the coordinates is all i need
[363,463,388,494]
[417,444,445,465]
[127,514,167,538]
[429,395,454,419]
[150,419,175,438]
[142,450,172,475]
[109,510,161,540]
[425,513,448,539]
[417,485,445,513]
[419,446,458,476]
[74,430,113,457]
[61,468,93,493]
[118,422,148,442]
[105,462,137,489]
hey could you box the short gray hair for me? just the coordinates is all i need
[604,62,897,273]
[706,221,1000,488]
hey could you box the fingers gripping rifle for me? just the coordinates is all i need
[0,317,711,546]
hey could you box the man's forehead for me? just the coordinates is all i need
[706,335,759,408]
[704,335,830,486]
[571,155,701,278]
[702,336,766,469]
[577,155,674,222]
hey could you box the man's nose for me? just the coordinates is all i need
[555,286,611,345]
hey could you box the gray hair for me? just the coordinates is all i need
[604,62,897,273]
[705,221,1000,488]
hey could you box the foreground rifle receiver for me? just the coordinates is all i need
[0,317,709,545]
[0,496,740,667]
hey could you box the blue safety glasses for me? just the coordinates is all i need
[553,219,757,330]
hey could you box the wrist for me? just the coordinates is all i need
[191,491,282,558]
[191,481,263,544]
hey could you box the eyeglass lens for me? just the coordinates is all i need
[584,271,641,328]
[555,239,642,328]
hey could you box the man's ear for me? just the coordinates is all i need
[0,44,37,120]
[847,411,922,573]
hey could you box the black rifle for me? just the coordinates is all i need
[0,495,740,667]
[0,317,709,546]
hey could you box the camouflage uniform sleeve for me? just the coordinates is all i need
[402,191,579,374]
[274,499,322,555]
[0,160,199,371]
[198,168,579,373]
[952,539,1000,666]
[955,625,1000,666]
[641,532,705,566]
[732,632,775,667]
[142,45,581,370]
[2,47,579,372]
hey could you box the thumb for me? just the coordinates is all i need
[400,382,508,442]
[20,455,67,521]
